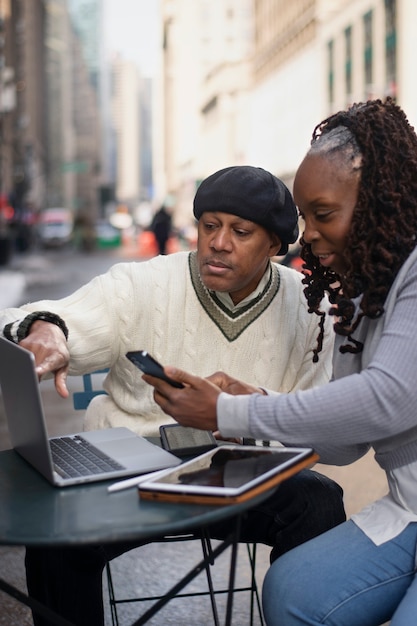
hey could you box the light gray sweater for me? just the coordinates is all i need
[219,246,417,473]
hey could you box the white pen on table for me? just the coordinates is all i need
[107,468,169,493]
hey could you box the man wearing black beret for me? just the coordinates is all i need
[0,165,345,626]
[193,165,298,253]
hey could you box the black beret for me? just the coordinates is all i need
[193,166,299,255]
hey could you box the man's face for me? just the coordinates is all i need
[197,211,281,304]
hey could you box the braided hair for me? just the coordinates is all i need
[300,98,417,361]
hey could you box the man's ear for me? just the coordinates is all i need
[268,234,282,257]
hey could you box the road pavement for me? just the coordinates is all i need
[0,249,389,625]
[0,268,26,309]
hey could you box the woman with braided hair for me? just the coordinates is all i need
[301,98,417,364]
[145,99,417,625]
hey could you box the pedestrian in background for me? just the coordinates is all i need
[150,204,172,254]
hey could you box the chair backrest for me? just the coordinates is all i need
[72,369,109,410]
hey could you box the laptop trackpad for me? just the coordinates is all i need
[82,428,179,469]
[99,438,157,457]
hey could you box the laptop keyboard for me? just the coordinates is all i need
[50,435,124,478]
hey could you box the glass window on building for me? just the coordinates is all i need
[345,25,352,103]
[385,0,397,97]
[363,10,373,98]
[327,39,334,105]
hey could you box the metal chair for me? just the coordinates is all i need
[73,371,264,626]
[72,369,109,410]
[105,536,262,626]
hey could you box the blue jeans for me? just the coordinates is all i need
[262,519,417,626]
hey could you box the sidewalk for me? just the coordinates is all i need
[0,268,26,309]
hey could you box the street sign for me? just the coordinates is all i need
[61,161,88,173]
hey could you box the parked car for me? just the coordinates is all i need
[38,208,73,248]
[95,221,122,249]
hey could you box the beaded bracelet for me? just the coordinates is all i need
[4,311,69,343]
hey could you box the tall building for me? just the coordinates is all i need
[67,0,102,89]
[0,0,47,213]
[248,0,324,185]
[70,32,100,221]
[248,0,416,179]
[0,0,17,209]
[111,55,140,207]
[197,0,254,175]
[69,1,155,215]
[42,0,101,221]
[139,77,153,201]
[159,0,253,225]
[159,0,417,211]
[320,0,403,113]
[44,0,77,209]
[68,0,110,217]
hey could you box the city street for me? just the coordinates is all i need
[0,246,389,625]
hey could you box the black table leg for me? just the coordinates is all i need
[224,515,241,626]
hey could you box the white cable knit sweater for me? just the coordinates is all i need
[0,251,333,436]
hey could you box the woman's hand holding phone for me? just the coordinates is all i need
[142,365,221,432]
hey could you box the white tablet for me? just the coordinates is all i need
[138,444,319,505]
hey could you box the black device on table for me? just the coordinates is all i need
[159,423,217,458]
[126,350,184,388]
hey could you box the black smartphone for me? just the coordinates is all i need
[159,424,217,458]
[126,350,184,388]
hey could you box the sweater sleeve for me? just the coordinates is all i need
[0,261,149,373]
[217,391,370,465]
[219,255,417,466]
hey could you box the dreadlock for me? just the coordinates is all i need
[301,98,417,361]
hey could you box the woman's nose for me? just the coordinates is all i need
[302,220,319,244]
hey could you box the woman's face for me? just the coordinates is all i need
[293,153,360,276]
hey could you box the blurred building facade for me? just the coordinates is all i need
[0,0,416,249]
[157,0,416,228]
[159,0,254,226]
[69,0,118,220]
[0,0,46,217]
[70,30,100,222]
[61,0,102,221]
[111,55,140,207]
[68,0,101,90]
[0,0,155,247]
[0,0,103,244]
[249,0,324,186]
[44,0,77,211]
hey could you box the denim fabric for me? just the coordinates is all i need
[262,519,417,626]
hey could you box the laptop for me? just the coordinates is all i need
[0,336,181,487]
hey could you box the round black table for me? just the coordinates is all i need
[0,448,271,625]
